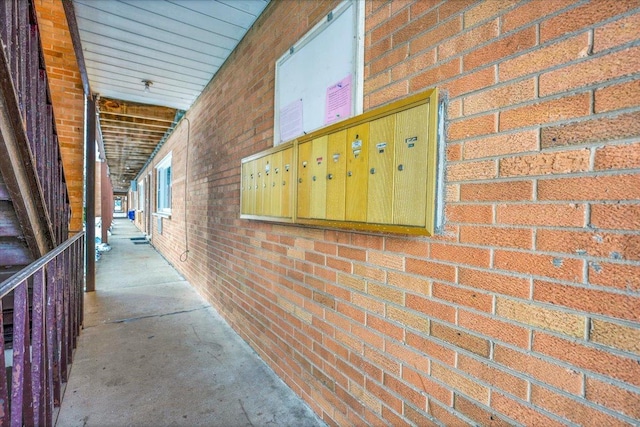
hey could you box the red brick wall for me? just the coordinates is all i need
[35,0,85,235]
[139,1,640,425]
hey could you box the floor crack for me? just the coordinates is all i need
[104,306,209,325]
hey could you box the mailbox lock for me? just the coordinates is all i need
[370,168,376,175]
[397,164,404,171]
[275,168,279,174]
[302,161,307,168]
[327,173,333,180]
[272,182,276,187]
[347,171,353,177]
[282,181,286,186]
[298,178,303,183]
[312,176,317,181]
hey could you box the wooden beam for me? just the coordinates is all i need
[99,118,173,130]
[98,110,176,123]
[62,0,90,95]
[100,128,167,137]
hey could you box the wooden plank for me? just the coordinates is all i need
[0,240,32,266]
[99,118,174,130]
[0,200,22,236]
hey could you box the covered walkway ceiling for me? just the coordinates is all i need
[69,0,269,192]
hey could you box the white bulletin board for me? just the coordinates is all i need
[274,0,364,145]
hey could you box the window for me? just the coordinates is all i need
[274,0,364,145]
[137,180,144,211]
[156,153,172,214]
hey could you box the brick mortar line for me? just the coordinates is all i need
[446,200,640,206]
[453,88,640,128]
[464,114,640,147]
[447,166,640,185]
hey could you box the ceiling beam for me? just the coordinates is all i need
[99,118,174,130]
[99,111,176,123]
[100,129,167,138]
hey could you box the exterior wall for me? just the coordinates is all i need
[138,1,640,425]
[34,0,85,235]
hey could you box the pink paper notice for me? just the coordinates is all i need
[325,75,352,125]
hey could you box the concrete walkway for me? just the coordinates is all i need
[56,219,324,427]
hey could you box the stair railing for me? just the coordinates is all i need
[0,231,84,427]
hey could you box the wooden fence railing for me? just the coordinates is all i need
[0,232,84,426]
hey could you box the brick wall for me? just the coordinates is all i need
[138,1,640,425]
[35,0,85,234]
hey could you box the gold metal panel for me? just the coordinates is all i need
[269,151,282,217]
[265,154,275,216]
[309,136,328,219]
[255,156,266,215]
[297,141,312,218]
[345,123,369,222]
[241,161,248,214]
[367,115,395,224]
[326,130,347,221]
[393,103,429,226]
[281,147,293,218]
[246,160,256,215]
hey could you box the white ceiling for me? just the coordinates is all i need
[73,0,269,111]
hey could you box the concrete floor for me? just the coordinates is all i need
[56,219,324,427]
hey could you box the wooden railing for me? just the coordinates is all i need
[0,232,84,427]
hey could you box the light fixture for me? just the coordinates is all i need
[142,80,153,93]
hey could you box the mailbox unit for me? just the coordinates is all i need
[241,144,295,222]
[240,88,438,236]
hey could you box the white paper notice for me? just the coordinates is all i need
[280,99,303,143]
[325,75,352,125]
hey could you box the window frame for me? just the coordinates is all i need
[137,180,144,211]
[155,153,172,215]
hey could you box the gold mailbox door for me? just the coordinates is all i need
[281,148,293,218]
[393,103,429,227]
[297,140,312,219]
[367,115,396,224]
[256,155,267,215]
[247,159,257,215]
[241,161,249,215]
[263,154,273,217]
[309,136,328,220]
[345,123,369,222]
[270,151,283,217]
[326,130,347,221]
